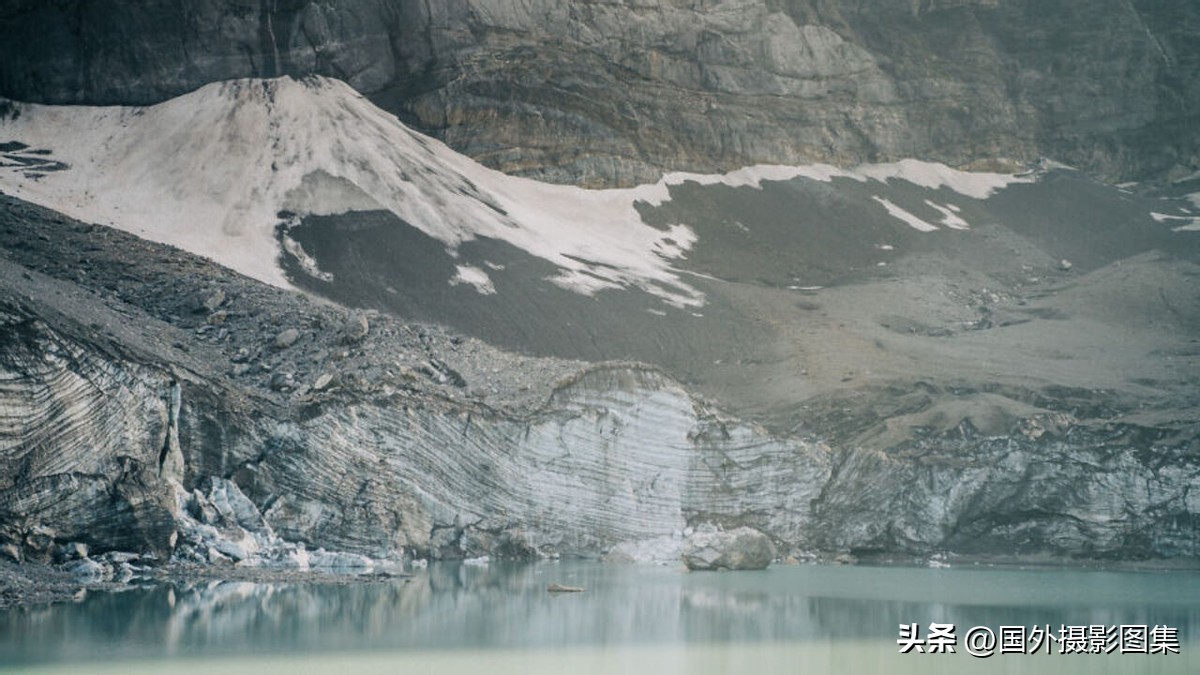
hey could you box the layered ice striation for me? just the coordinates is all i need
[2,291,1197,564]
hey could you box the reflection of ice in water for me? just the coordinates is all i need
[2,562,1198,672]
[164,581,279,654]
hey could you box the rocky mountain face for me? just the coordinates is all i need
[2,0,1198,186]
[1,1,1198,575]
[2,196,1197,565]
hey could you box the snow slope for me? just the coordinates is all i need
[1,76,1037,307]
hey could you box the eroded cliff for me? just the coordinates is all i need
[1,0,1197,186]
[2,196,1196,565]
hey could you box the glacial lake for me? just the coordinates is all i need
[1,562,1197,674]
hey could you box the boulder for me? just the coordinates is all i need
[0,543,22,563]
[269,371,294,390]
[344,313,370,343]
[23,525,56,560]
[63,558,110,582]
[193,288,225,314]
[682,526,775,571]
[273,328,300,349]
[55,542,89,563]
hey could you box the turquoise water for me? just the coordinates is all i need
[1,562,1197,674]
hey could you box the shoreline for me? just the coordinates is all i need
[5,552,1200,612]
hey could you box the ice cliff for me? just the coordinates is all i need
[2,198,1196,564]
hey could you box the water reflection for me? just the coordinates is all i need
[1,563,1198,669]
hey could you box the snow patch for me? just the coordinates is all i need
[637,157,1030,206]
[0,76,1035,307]
[872,196,938,232]
[1152,212,1189,222]
[279,215,334,282]
[0,77,703,307]
[1151,212,1200,231]
[1037,158,1078,172]
[856,160,1029,200]
[450,265,497,295]
[924,200,970,230]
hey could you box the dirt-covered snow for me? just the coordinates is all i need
[1,76,1039,309]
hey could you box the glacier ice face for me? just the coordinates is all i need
[3,279,1198,564]
[243,366,834,559]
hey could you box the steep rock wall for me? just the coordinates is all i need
[1,0,1197,185]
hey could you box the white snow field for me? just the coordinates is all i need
[0,75,1037,306]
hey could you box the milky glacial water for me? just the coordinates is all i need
[1,562,1196,674]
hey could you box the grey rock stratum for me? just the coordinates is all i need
[1,0,1197,186]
